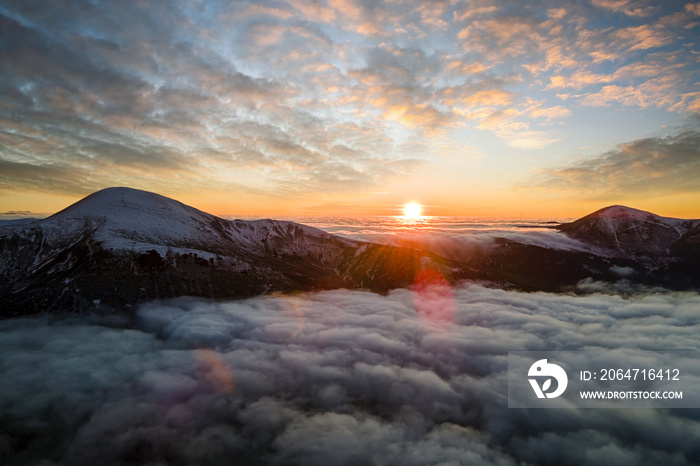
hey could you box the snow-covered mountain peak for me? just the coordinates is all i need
[39,187,223,250]
[0,188,455,315]
[49,187,211,226]
[592,205,658,221]
[587,205,685,227]
[557,205,699,257]
[35,187,351,255]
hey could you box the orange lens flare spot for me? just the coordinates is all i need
[411,268,455,329]
[195,349,236,394]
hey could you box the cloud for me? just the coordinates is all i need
[0,2,420,199]
[580,81,672,108]
[1,284,700,464]
[591,0,658,17]
[318,219,607,261]
[549,72,614,90]
[457,15,546,62]
[503,130,560,150]
[529,125,700,199]
[1,0,699,201]
[539,8,699,112]
[615,24,673,51]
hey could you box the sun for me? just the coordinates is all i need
[403,203,422,218]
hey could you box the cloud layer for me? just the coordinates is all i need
[1,1,699,202]
[2,284,700,464]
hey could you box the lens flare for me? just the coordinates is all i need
[411,268,455,330]
[195,349,236,394]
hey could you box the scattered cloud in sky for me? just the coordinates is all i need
[1,285,700,464]
[1,0,699,209]
[530,121,700,201]
[0,210,38,221]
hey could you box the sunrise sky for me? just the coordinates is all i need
[1,0,699,218]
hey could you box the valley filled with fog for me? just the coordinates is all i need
[2,283,699,465]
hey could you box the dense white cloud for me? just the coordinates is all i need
[1,284,699,464]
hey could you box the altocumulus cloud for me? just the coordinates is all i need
[3,1,700,199]
[2,284,700,465]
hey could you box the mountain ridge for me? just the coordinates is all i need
[0,188,467,317]
[1,189,698,318]
[40,187,354,256]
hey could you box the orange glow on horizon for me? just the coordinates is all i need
[2,189,699,221]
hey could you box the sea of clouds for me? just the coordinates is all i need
[2,283,700,465]
[286,216,608,261]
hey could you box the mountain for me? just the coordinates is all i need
[1,193,698,318]
[555,205,700,258]
[551,205,700,289]
[0,188,467,317]
[381,204,699,292]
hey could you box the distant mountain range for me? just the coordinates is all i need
[1,188,698,317]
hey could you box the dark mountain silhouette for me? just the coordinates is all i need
[1,190,698,317]
[0,188,468,317]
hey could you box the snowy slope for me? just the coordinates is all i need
[556,205,700,257]
[585,205,690,233]
[2,192,698,317]
[39,187,353,256]
[0,187,358,281]
[0,188,459,316]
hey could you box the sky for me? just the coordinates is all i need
[1,0,699,218]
